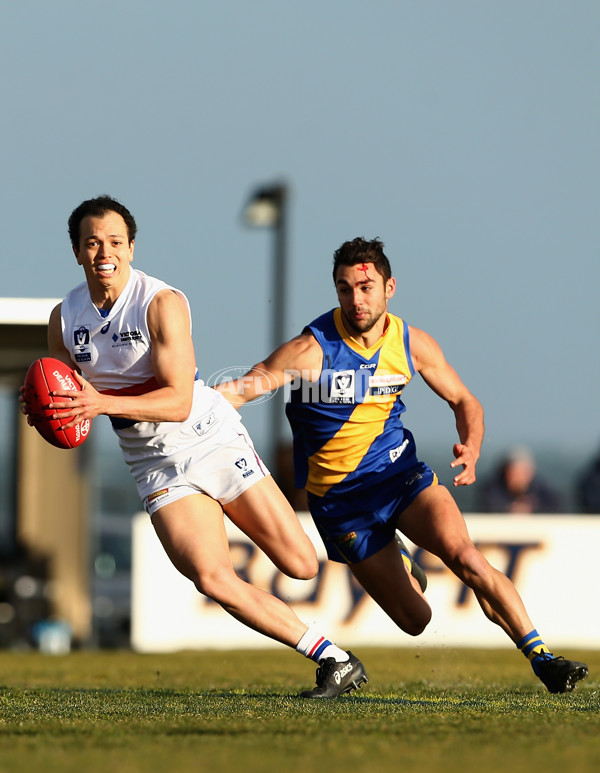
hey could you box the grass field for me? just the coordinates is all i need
[0,647,598,773]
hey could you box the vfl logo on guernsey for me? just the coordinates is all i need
[369,374,408,396]
[235,458,255,479]
[329,370,355,404]
[73,325,92,362]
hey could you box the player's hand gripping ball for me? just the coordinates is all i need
[23,357,91,449]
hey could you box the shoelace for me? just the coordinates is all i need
[315,658,337,685]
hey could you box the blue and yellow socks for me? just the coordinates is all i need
[295,626,349,664]
[517,629,554,675]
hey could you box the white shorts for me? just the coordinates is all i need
[113,383,270,516]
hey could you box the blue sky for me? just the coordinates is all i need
[1,1,599,493]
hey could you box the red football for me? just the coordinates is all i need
[24,357,91,449]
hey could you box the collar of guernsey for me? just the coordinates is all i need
[287,308,415,497]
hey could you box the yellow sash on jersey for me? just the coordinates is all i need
[306,310,413,497]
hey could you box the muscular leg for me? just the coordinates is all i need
[152,492,309,647]
[397,485,535,642]
[224,475,319,580]
[349,538,432,636]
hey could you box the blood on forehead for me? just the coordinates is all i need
[358,263,372,282]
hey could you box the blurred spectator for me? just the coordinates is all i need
[575,450,600,514]
[478,446,563,514]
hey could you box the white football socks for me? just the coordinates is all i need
[295,626,349,663]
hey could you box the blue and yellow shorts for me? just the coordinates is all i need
[307,461,438,564]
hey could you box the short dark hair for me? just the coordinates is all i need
[68,195,137,249]
[332,237,392,284]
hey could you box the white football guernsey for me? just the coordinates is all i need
[61,268,182,391]
[60,268,268,510]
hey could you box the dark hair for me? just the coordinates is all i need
[332,237,392,284]
[68,195,137,249]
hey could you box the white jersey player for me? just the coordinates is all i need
[28,195,368,699]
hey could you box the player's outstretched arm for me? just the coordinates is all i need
[216,333,323,408]
[409,326,484,487]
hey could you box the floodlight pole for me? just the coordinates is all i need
[243,181,289,474]
[270,184,287,469]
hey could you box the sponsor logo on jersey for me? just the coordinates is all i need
[193,412,217,437]
[389,438,410,462]
[119,330,143,342]
[405,471,424,487]
[110,329,143,347]
[369,373,408,396]
[146,488,170,511]
[234,458,255,478]
[147,488,169,503]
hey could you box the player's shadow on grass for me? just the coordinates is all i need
[205,689,487,710]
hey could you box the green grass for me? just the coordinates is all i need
[0,647,598,773]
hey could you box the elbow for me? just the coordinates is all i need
[171,392,193,423]
[451,393,483,415]
[174,401,193,423]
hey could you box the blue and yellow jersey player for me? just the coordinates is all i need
[285,305,437,569]
[220,237,588,696]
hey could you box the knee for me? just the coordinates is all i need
[403,604,432,637]
[446,542,493,587]
[191,565,236,603]
[281,552,319,581]
[273,539,319,580]
[389,595,432,637]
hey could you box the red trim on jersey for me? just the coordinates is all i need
[236,431,268,475]
[99,377,160,397]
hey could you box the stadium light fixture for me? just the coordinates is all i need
[243,187,283,228]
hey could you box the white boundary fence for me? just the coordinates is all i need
[131,513,599,652]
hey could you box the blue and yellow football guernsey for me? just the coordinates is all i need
[286,308,418,498]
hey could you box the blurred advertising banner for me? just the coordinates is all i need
[131,513,600,652]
